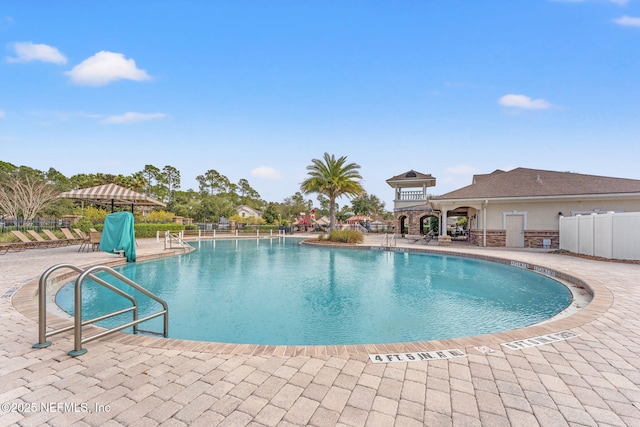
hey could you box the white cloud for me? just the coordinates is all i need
[446,164,481,175]
[613,15,640,26]
[0,110,6,119]
[6,42,67,64]
[251,166,284,180]
[66,51,151,86]
[498,94,552,110]
[101,112,167,124]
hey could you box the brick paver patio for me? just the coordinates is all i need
[1,236,639,426]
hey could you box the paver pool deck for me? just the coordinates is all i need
[1,235,639,426]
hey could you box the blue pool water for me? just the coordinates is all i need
[56,238,572,345]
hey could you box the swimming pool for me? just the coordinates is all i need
[56,238,573,346]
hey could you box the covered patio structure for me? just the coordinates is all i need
[59,183,165,213]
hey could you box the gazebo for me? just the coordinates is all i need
[59,184,165,212]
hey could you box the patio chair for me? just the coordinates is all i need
[420,231,435,245]
[26,230,60,247]
[42,229,75,246]
[74,229,91,252]
[73,228,87,240]
[60,228,83,244]
[407,234,431,244]
[10,230,48,249]
[88,231,102,251]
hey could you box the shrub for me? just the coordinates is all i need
[237,224,281,234]
[74,206,108,224]
[134,223,185,238]
[327,229,364,244]
[74,218,96,233]
[144,210,177,223]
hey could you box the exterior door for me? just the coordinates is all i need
[505,214,525,247]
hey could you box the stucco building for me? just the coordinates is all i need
[388,168,640,248]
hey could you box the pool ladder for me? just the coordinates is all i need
[33,264,169,357]
[381,233,397,248]
[164,230,190,252]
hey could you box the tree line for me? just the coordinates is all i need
[0,159,392,225]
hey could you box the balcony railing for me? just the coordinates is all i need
[396,191,427,201]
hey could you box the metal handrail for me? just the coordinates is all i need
[164,231,189,251]
[381,233,397,248]
[33,263,168,357]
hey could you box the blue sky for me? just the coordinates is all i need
[1,0,639,209]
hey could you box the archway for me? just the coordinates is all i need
[447,206,474,241]
[419,214,438,235]
[399,215,408,235]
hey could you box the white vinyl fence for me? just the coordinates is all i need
[559,212,640,260]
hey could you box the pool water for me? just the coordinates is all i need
[56,238,572,345]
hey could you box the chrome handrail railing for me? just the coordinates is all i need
[381,233,397,248]
[164,231,189,251]
[33,263,168,357]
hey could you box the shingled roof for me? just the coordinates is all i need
[472,169,505,184]
[434,168,640,200]
[386,170,436,187]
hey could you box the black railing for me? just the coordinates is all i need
[0,218,74,234]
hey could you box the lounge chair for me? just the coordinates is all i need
[421,232,434,245]
[26,230,60,247]
[73,228,87,240]
[407,232,435,245]
[74,229,91,252]
[60,228,83,244]
[42,229,75,246]
[0,242,24,254]
[10,230,48,249]
[76,229,101,252]
[406,235,420,243]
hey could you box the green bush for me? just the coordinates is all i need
[134,223,186,238]
[327,229,364,244]
[74,218,96,233]
[74,206,108,224]
[237,225,281,234]
[144,210,178,223]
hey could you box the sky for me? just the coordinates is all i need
[1,0,639,209]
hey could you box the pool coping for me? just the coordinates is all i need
[11,239,613,357]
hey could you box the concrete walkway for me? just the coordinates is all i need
[1,236,639,426]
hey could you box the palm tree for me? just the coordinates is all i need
[300,153,365,232]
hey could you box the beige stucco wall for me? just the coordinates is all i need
[480,198,640,231]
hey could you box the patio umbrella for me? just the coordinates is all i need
[58,183,165,212]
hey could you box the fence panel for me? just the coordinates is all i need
[612,212,640,260]
[593,213,613,259]
[577,214,594,256]
[559,216,578,254]
[560,211,640,260]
